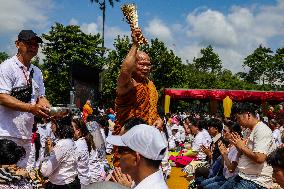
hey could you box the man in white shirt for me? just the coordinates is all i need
[221,102,275,189]
[0,30,50,168]
[107,124,169,189]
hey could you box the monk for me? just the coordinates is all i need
[114,28,163,136]
[82,100,93,121]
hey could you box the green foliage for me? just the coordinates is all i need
[100,36,131,106]
[41,23,105,105]
[141,38,187,90]
[274,47,284,83]
[242,45,274,84]
[238,45,284,90]
[192,45,222,73]
[90,0,119,7]
[0,51,9,63]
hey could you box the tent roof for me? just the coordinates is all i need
[164,88,284,102]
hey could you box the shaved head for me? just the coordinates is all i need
[136,51,150,61]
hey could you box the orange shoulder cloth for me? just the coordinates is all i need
[113,80,159,135]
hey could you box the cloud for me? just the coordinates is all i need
[179,0,284,73]
[0,0,52,34]
[69,18,79,26]
[70,18,129,49]
[145,18,173,42]
[186,9,237,47]
[81,22,99,34]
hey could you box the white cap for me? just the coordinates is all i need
[106,124,167,160]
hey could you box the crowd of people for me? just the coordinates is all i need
[0,29,284,189]
[163,103,284,189]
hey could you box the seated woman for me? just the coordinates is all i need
[72,118,92,186]
[169,119,211,167]
[72,118,109,184]
[200,121,241,189]
[41,116,80,189]
[0,139,43,189]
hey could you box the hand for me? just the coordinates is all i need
[200,145,212,157]
[131,28,142,45]
[29,104,49,117]
[47,138,54,153]
[153,117,164,131]
[37,96,51,109]
[8,166,29,178]
[111,167,133,188]
[218,141,228,155]
[229,132,246,150]
[15,168,29,178]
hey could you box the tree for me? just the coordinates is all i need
[101,35,131,106]
[41,23,105,105]
[141,38,187,90]
[0,52,9,63]
[242,45,274,86]
[90,0,120,53]
[273,47,284,85]
[192,45,222,73]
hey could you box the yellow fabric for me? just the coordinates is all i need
[223,96,233,118]
[83,104,93,120]
[83,104,93,115]
[164,95,171,114]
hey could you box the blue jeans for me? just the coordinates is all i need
[219,175,267,189]
[201,175,227,189]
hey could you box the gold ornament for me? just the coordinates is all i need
[121,3,148,44]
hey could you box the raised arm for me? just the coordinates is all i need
[116,28,141,95]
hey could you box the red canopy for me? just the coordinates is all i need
[164,89,284,102]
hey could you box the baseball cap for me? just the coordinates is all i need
[18,30,43,43]
[106,124,167,160]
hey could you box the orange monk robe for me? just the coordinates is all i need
[112,79,159,166]
[82,103,93,121]
[114,79,159,135]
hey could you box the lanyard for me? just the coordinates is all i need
[20,66,34,85]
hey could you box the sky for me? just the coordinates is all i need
[0,0,283,73]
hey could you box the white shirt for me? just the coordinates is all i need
[37,122,53,148]
[223,146,239,179]
[41,139,77,185]
[272,128,282,147]
[133,170,168,189]
[75,137,90,185]
[0,56,45,139]
[191,131,210,160]
[172,124,185,143]
[200,129,212,147]
[238,122,275,188]
[89,149,108,182]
